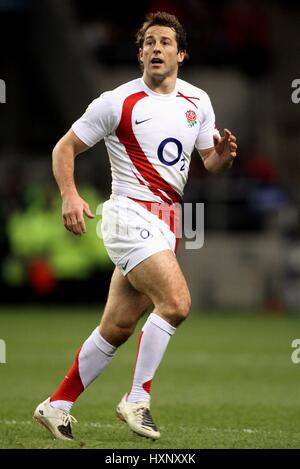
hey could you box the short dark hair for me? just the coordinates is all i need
[136,11,188,53]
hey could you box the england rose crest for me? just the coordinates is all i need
[185,110,197,127]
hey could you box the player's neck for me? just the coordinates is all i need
[142,73,177,95]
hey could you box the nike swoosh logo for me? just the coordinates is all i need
[121,260,129,271]
[135,118,152,125]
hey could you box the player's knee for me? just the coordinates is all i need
[159,292,191,325]
[176,294,191,322]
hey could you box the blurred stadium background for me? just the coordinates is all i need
[1,0,300,310]
[1,0,300,449]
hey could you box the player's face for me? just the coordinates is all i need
[139,26,185,81]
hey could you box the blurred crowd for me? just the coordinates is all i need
[73,0,272,78]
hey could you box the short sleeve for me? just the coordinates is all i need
[71,92,117,147]
[195,94,219,150]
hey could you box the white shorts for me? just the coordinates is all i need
[100,195,179,276]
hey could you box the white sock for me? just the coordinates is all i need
[50,327,116,412]
[78,327,116,387]
[127,312,176,403]
[50,400,73,413]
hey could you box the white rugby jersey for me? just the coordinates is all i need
[72,77,217,204]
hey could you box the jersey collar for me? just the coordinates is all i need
[140,77,177,99]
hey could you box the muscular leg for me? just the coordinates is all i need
[49,267,152,412]
[127,249,191,327]
[124,249,191,403]
[100,267,152,347]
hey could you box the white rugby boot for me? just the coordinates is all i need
[116,393,160,440]
[33,397,77,440]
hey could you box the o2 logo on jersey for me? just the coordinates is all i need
[157,138,185,171]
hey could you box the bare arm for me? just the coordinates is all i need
[52,129,95,235]
[199,129,237,174]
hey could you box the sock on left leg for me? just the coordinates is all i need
[50,327,116,412]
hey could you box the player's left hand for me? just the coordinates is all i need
[213,129,237,161]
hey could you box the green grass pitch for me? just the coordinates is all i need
[1,306,300,448]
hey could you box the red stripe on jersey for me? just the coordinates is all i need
[116,92,181,205]
[176,91,200,109]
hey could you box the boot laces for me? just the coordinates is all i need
[134,407,155,427]
[61,412,77,427]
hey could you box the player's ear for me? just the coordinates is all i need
[139,48,144,63]
[177,50,185,64]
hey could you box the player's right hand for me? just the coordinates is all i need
[62,192,95,235]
